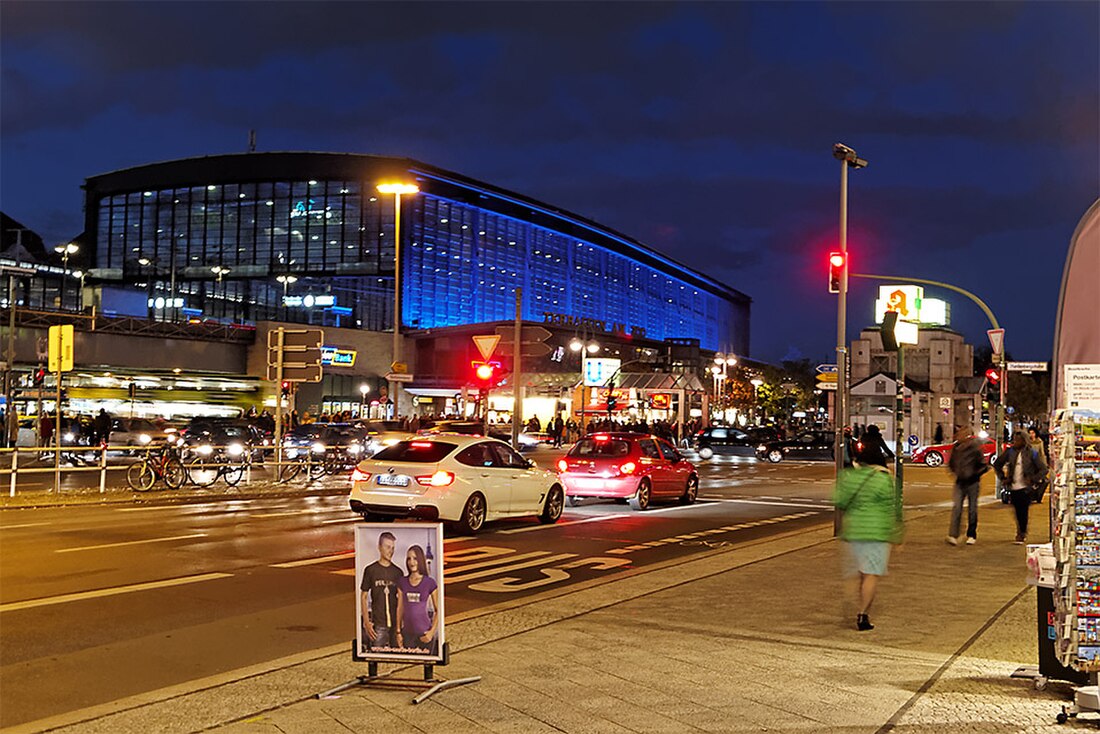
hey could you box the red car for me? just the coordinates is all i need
[556,433,699,511]
[911,440,996,467]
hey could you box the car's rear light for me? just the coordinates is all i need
[411,441,433,448]
[416,470,455,487]
[350,468,371,483]
[556,459,568,472]
[594,434,609,442]
[619,461,637,475]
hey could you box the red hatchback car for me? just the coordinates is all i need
[556,433,699,511]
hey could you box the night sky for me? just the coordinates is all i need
[2,2,1096,364]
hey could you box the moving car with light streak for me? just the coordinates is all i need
[348,435,564,533]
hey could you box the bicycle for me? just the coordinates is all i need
[185,443,249,488]
[126,445,186,491]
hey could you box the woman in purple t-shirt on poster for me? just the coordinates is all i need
[396,544,439,653]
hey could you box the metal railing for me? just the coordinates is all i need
[0,443,352,497]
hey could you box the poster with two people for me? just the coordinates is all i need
[356,523,445,662]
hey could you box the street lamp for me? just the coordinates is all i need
[377,181,420,421]
[211,266,230,282]
[71,270,88,310]
[831,142,867,490]
[54,242,79,310]
[276,274,298,320]
[569,335,601,433]
[750,377,764,424]
[358,383,371,418]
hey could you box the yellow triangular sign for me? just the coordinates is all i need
[472,334,501,361]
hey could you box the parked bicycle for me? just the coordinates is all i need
[185,443,249,488]
[126,445,186,491]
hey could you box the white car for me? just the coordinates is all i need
[348,434,565,533]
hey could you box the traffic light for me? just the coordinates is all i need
[607,394,618,411]
[828,252,845,293]
[32,367,46,386]
[985,367,1001,387]
[473,361,496,387]
[281,381,291,397]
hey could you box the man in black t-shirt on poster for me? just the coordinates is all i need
[360,531,402,652]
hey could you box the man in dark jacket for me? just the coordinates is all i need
[994,432,1047,544]
[946,426,986,545]
[94,409,112,445]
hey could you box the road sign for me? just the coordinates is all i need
[987,328,1005,356]
[472,334,501,361]
[266,327,324,383]
[816,372,838,383]
[817,382,837,391]
[48,325,74,373]
[939,397,952,409]
[390,361,408,374]
[385,372,415,383]
[816,363,838,374]
[907,434,919,447]
[495,324,553,343]
[1007,361,1049,372]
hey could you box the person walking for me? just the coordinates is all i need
[993,431,1048,544]
[946,426,987,545]
[857,424,894,467]
[835,444,903,631]
[94,408,112,446]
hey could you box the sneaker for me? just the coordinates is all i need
[966,537,977,545]
[1014,533,1026,545]
[946,536,959,546]
[856,614,874,631]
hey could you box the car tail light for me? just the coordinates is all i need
[416,471,455,487]
[619,461,637,475]
[350,468,371,483]
[594,434,609,442]
[411,441,433,448]
[557,459,568,473]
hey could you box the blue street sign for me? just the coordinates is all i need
[816,364,838,374]
[907,434,919,446]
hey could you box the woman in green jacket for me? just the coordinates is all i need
[834,451,904,631]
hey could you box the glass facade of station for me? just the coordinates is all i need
[88,155,747,352]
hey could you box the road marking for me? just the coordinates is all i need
[638,503,715,515]
[0,522,50,530]
[446,551,550,574]
[448,553,577,583]
[250,509,343,518]
[0,572,233,613]
[272,551,355,568]
[55,533,207,553]
[699,498,830,510]
[320,517,360,525]
[499,513,630,534]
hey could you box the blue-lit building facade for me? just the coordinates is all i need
[83,153,750,356]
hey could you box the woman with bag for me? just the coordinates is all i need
[993,431,1048,544]
[834,445,904,631]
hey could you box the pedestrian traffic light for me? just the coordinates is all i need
[32,367,46,386]
[985,367,1001,386]
[607,394,618,411]
[828,252,845,294]
[281,381,291,397]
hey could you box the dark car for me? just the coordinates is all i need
[756,430,835,463]
[693,426,759,459]
[181,419,263,460]
[283,422,369,464]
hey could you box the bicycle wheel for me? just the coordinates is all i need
[162,457,187,490]
[127,461,156,491]
[278,461,302,481]
[188,457,219,488]
[222,462,245,486]
[307,459,327,479]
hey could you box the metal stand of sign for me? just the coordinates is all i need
[316,641,480,705]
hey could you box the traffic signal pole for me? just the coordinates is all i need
[275,327,284,470]
[833,157,850,536]
[511,288,522,450]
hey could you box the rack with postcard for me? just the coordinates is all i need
[1052,409,1100,670]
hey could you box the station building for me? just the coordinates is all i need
[5,152,752,424]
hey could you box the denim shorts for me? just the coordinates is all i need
[847,540,891,576]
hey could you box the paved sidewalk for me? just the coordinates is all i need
[21,489,1080,734]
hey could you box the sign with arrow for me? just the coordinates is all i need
[816,363,838,374]
[495,324,553,358]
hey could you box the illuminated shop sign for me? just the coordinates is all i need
[583,358,621,387]
[873,285,949,326]
[290,199,316,218]
[283,294,336,308]
[321,347,357,367]
[148,297,185,309]
[541,311,647,339]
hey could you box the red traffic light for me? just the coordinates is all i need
[828,251,846,294]
[475,364,494,381]
[985,368,1001,385]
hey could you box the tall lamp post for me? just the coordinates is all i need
[54,242,79,310]
[750,377,764,424]
[831,143,868,501]
[359,383,370,418]
[711,353,736,424]
[571,335,601,434]
[276,274,298,320]
[377,182,420,421]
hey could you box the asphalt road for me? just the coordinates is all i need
[0,451,956,728]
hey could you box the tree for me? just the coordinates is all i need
[1006,372,1050,424]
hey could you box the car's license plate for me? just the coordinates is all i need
[574,478,604,489]
[376,474,409,487]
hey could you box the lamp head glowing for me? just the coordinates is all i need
[377,183,420,195]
